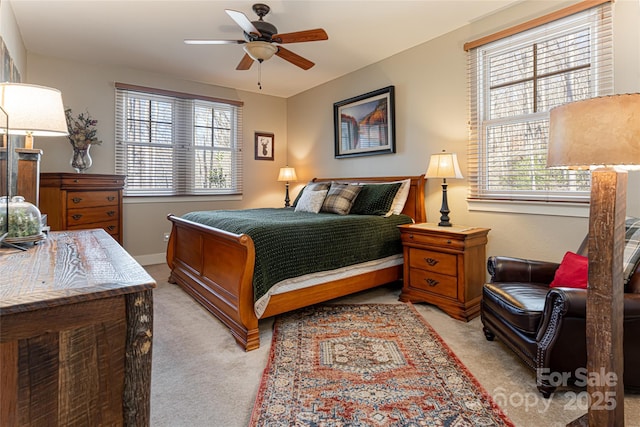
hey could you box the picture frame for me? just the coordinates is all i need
[255,132,274,161]
[334,86,395,158]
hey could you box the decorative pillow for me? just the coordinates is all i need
[624,217,640,284]
[292,182,330,207]
[294,189,328,213]
[388,179,411,216]
[321,182,362,215]
[350,182,402,216]
[550,251,588,289]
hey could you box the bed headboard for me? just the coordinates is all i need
[312,175,426,223]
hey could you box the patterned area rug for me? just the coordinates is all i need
[250,303,514,426]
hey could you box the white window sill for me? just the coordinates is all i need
[467,199,589,218]
[124,195,243,204]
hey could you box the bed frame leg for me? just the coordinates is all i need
[234,327,260,352]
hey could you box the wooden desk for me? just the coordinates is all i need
[0,229,156,426]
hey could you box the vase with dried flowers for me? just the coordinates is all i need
[65,108,102,173]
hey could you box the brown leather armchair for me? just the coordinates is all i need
[481,239,640,397]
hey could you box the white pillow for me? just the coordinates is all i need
[388,179,411,216]
[294,189,328,213]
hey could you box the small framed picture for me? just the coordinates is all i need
[255,132,274,161]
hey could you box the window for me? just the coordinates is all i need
[467,2,612,203]
[115,84,243,196]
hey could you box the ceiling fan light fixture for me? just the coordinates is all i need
[243,41,278,62]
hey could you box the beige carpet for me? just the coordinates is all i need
[147,263,640,427]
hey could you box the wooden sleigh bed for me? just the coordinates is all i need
[166,175,426,351]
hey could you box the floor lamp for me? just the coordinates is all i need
[547,93,640,426]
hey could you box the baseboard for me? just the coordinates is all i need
[134,252,166,266]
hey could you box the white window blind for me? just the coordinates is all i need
[115,84,243,196]
[467,2,612,203]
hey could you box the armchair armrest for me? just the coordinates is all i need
[488,256,559,284]
[541,288,640,320]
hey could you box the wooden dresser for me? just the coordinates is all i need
[0,229,155,426]
[39,173,125,243]
[399,223,490,321]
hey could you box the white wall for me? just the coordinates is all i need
[4,0,640,264]
[286,0,640,262]
[25,55,288,262]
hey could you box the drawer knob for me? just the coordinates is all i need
[447,240,452,244]
[408,234,414,239]
[72,214,83,220]
[107,210,116,217]
[106,225,115,231]
[425,278,440,287]
[424,257,439,266]
[71,197,83,204]
[107,196,115,202]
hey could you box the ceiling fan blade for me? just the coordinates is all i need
[226,9,261,36]
[273,29,328,44]
[184,39,245,45]
[236,54,254,70]
[275,46,315,70]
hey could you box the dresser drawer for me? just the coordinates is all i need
[67,191,119,208]
[68,220,119,236]
[409,248,457,276]
[408,269,458,298]
[67,207,119,226]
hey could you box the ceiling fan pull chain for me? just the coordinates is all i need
[257,61,263,90]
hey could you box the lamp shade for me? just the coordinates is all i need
[277,167,298,182]
[243,41,278,62]
[548,93,640,169]
[0,83,68,137]
[425,152,463,179]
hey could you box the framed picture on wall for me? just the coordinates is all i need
[334,86,396,158]
[255,132,274,161]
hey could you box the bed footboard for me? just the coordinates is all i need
[166,214,260,351]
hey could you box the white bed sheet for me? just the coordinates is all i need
[254,254,403,318]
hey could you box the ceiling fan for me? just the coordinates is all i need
[184,3,328,71]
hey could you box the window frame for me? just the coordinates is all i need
[115,83,243,197]
[466,1,612,207]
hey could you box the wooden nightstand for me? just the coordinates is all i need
[398,223,490,321]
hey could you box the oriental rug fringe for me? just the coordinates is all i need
[249,303,514,426]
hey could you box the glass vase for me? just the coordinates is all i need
[71,145,92,173]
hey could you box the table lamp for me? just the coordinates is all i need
[277,166,298,208]
[548,93,640,426]
[0,83,68,149]
[425,151,463,227]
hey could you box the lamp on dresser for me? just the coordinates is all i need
[547,93,640,426]
[277,166,298,208]
[425,151,463,227]
[0,83,67,207]
[0,83,67,149]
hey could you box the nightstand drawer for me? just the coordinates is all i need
[67,207,119,226]
[67,191,119,208]
[401,231,465,251]
[408,269,457,298]
[409,248,457,276]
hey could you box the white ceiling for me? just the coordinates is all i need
[9,0,520,98]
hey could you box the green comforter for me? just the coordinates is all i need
[182,208,413,301]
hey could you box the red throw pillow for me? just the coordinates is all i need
[550,251,588,289]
